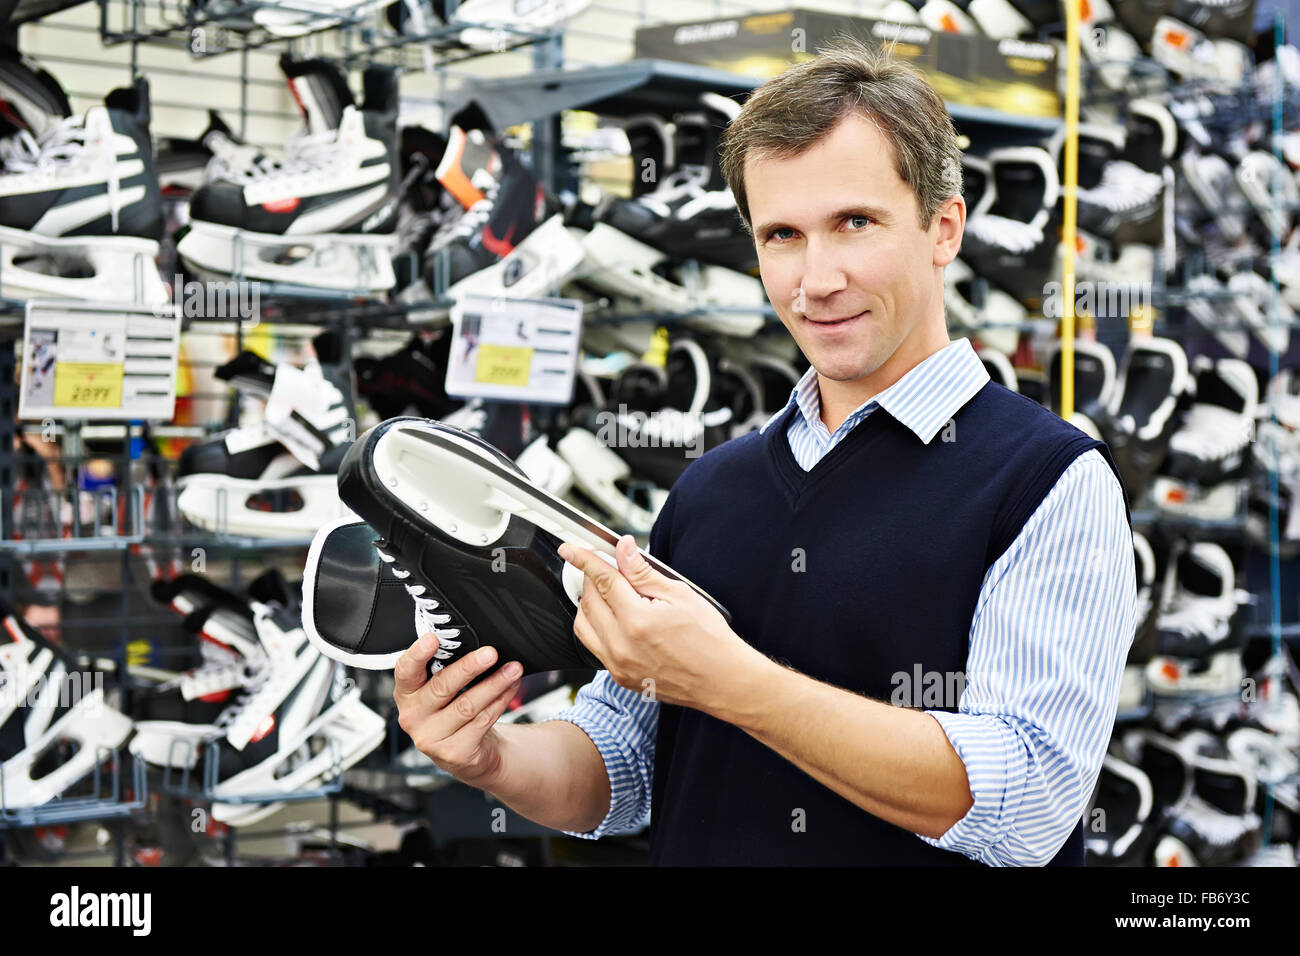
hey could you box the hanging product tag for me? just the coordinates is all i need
[445,293,583,405]
[18,300,182,422]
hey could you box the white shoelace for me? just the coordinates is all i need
[1177,796,1259,847]
[1078,160,1163,213]
[1,116,123,231]
[1169,404,1250,461]
[1159,595,1233,644]
[965,214,1043,254]
[374,543,462,672]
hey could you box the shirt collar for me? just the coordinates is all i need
[760,338,992,445]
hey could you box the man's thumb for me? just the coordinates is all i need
[615,534,671,597]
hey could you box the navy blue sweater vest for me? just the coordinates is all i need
[645,382,1128,866]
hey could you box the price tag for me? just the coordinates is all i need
[475,344,534,387]
[446,294,582,405]
[19,300,181,422]
[53,363,124,408]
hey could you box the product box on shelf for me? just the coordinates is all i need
[632,8,1059,118]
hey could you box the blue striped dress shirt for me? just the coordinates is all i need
[547,337,1136,866]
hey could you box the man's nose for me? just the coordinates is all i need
[797,240,850,303]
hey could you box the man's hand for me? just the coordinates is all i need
[558,534,766,715]
[393,635,522,787]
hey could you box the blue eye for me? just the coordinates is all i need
[848,215,871,229]
[770,227,795,241]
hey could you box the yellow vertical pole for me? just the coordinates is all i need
[1060,0,1081,420]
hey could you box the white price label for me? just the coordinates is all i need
[18,300,182,422]
[445,294,583,405]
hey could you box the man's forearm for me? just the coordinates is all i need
[475,720,612,834]
[707,656,974,839]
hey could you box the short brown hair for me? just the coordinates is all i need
[718,36,963,234]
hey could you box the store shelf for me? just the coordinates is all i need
[439,57,1062,134]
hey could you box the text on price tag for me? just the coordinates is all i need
[53,362,124,408]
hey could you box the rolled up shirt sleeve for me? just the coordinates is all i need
[544,670,659,839]
[920,449,1136,866]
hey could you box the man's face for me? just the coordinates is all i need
[745,112,958,388]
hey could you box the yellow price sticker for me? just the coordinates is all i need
[475,344,533,387]
[53,362,123,409]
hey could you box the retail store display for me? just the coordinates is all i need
[0,0,1294,868]
[0,74,164,304]
[175,66,399,293]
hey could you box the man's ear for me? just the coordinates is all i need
[931,194,965,268]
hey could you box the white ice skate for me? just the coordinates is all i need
[0,604,133,810]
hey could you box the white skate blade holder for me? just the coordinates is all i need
[0,226,168,310]
[373,423,730,621]
[176,474,347,539]
[1,686,134,810]
[210,688,385,827]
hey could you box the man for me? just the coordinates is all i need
[393,39,1136,866]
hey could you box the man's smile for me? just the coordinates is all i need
[802,309,870,332]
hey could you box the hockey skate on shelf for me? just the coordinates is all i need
[1152,541,1248,660]
[136,598,384,827]
[1152,356,1256,518]
[129,598,268,765]
[0,45,71,141]
[1076,0,1141,91]
[942,258,1024,356]
[176,359,354,538]
[961,146,1060,307]
[1101,336,1190,502]
[452,0,592,50]
[254,0,392,38]
[333,417,729,677]
[207,605,384,827]
[175,70,399,295]
[1237,150,1298,240]
[1085,755,1157,865]
[0,599,133,810]
[0,76,165,307]
[1045,338,1115,441]
[1227,269,1294,357]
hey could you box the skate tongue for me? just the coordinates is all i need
[264,363,350,472]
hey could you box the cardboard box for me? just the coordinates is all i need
[633,9,1059,119]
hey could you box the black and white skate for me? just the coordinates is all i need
[336,416,730,677]
[0,598,133,809]
[1045,339,1116,439]
[1101,337,1190,502]
[1085,755,1157,866]
[1154,542,1245,659]
[962,146,1060,307]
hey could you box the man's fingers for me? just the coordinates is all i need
[420,644,500,710]
[440,676,522,756]
[572,607,607,664]
[394,632,442,697]
[558,541,640,616]
[613,534,674,599]
[438,659,525,737]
